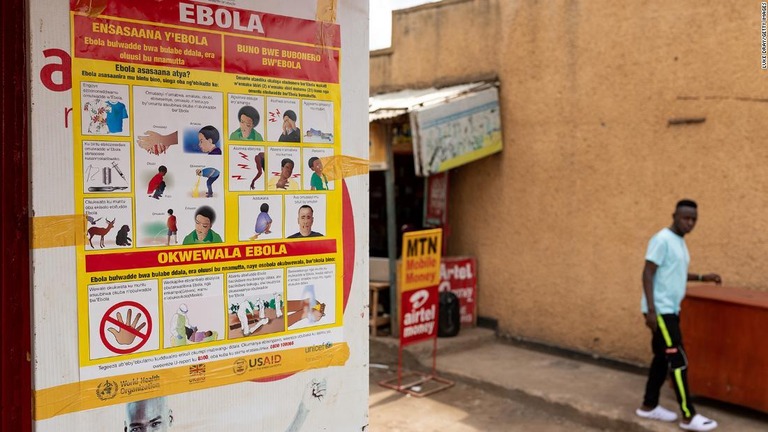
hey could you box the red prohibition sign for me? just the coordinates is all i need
[100,301,153,355]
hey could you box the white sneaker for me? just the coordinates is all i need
[635,405,678,422]
[679,414,718,431]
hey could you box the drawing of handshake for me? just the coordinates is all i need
[137,130,178,155]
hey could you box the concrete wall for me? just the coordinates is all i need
[371,0,768,364]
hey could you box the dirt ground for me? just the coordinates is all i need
[367,365,607,432]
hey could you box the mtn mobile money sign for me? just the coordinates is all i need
[399,229,442,345]
[401,228,442,291]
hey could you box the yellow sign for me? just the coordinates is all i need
[399,228,442,292]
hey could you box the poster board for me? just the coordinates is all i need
[30,1,369,430]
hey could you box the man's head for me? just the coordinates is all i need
[167,209,173,215]
[158,165,167,174]
[297,205,314,236]
[280,158,295,181]
[672,199,698,236]
[194,206,216,240]
[308,157,323,174]
[124,397,173,432]
[260,203,269,213]
[198,126,220,153]
[237,106,260,136]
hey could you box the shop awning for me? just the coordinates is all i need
[368,82,490,122]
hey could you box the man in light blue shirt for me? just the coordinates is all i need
[636,199,722,431]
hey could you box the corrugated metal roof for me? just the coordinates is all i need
[368,82,491,122]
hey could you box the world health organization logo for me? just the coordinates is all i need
[96,379,118,401]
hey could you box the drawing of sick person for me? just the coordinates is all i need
[195,167,220,198]
[268,158,299,190]
[147,165,167,199]
[308,157,329,191]
[249,203,273,240]
[230,106,264,141]
[278,110,301,142]
[182,206,222,245]
[171,304,194,343]
[198,125,221,155]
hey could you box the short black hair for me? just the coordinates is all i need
[158,165,167,173]
[195,205,216,224]
[260,203,269,212]
[283,110,297,122]
[308,156,320,169]
[167,209,173,215]
[676,199,698,210]
[238,106,260,126]
[281,158,294,168]
[199,125,220,145]
[298,204,313,215]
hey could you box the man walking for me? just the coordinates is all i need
[636,199,721,431]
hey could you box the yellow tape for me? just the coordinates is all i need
[320,155,369,182]
[315,0,338,60]
[316,0,338,23]
[34,342,350,420]
[31,214,87,249]
[72,0,108,17]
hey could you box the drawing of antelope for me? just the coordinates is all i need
[87,218,115,248]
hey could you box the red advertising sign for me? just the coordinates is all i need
[400,285,439,346]
[425,171,449,227]
[439,257,477,326]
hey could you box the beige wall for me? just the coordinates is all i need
[372,0,768,364]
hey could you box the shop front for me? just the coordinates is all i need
[368,81,502,335]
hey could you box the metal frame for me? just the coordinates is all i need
[378,337,455,397]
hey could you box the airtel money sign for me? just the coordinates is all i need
[400,287,439,346]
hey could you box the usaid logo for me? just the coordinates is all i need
[409,289,429,310]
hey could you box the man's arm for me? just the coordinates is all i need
[642,260,658,332]
[686,272,722,284]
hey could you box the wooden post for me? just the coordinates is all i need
[1,0,32,429]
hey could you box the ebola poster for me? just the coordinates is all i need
[30,1,369,429]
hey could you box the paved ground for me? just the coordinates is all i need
[368,365,607,432]
[369,328,768,432]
